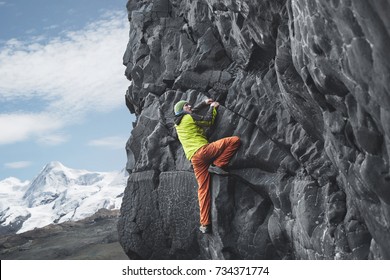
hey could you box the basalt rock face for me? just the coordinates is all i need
[118,0,390,259]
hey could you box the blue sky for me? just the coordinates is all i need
[0,0,134,180]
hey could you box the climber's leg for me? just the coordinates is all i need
[191,136,240,227]
[206,136,241,168]
[191,145,212,227]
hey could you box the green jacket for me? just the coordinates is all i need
[174,102,217,160]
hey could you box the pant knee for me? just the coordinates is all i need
[232,136,240,146]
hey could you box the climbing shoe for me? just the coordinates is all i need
[208,164,229,175]
[199,224,212,234]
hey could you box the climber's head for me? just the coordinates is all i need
[174,100,191,115]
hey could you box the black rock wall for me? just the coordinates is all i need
[118,0,390,259]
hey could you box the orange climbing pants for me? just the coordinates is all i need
[191,136,240,226]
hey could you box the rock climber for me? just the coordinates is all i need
[174,98,240,234]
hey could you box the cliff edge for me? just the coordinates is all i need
[118,0,390,259]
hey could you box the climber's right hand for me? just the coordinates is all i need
[205,98,213,105]
[210,101,219,108]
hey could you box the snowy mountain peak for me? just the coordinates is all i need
[23,162,113,207]
[0,162,128,234]
[45,161,65,170]
[23,162,72,207]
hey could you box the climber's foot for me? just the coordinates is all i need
[208,164,229,175]
[199,224,212,234]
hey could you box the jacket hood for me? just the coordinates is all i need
[174,113,186,125]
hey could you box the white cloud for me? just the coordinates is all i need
[0,113,63,145]
[37,133,69,146]
[43,25,59,30]
[88,136,126,150]
[0,10,130,145]
[4,161,32,169]
[0,12,129,113]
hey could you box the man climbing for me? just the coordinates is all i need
[174,98,240,234]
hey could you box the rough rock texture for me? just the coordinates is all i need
[118,0,390,259]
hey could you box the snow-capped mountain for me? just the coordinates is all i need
[0,161,128,234]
